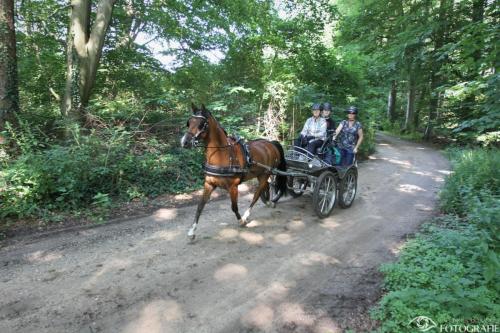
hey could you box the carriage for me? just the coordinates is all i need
[183,105,358,240]
[262,140,358,218]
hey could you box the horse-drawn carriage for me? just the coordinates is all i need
[263,141,358,218]
[182,104,358,240]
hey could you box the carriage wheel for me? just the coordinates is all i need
[287,176,306,198]
[312,171,338,218]
[260,175,280,204]
[338,168,357,208]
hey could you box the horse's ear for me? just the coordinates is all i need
[201,104,208,116]
[191,102,198,113]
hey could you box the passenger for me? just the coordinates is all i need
[294,103,327,155]
[322,102,336,135]
[332,106,364,166]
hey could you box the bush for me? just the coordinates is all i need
[0,127,204,219]
[440,149,500,215]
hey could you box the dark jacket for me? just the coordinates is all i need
[325,117,336,134]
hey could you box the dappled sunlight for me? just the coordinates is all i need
[238,183,252,192]
[298,251,341,267]
[398,184,426,193]
[214,263,248,282]
[239,231,264,245]
[368,155,413,168]
[416,147,426,150]
[256,281,291,302]
[433,176,445,182]
[241,304,275,331]
[415,203,433,212]
[148,229,181,242]
[86,257,133,286]
[173,193,193,200]
[273,233,293,245]
[319,220,341,230]
[217,228,239,239]
[411,170,446,183]
[387,158,412,168]
[123,299,182,333]
[278,302,316,326]
[245,219,263,228]
[26,250,63,263]
[377,143,390,146]
[215,228,265,245]
[437,169,452,175]
[286,220,306,231]
[152,208,177,221]
[388,239,407,255]
[314,317,342,333]
[411,170,435,177]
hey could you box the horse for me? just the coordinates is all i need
[180,103,287,240]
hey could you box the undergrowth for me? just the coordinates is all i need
[371,149,500,332]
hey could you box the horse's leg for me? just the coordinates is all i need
[188,181,216,240]
[241,174,270,226]
[229,184,242,223]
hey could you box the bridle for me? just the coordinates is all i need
[187,114,209,142]
[186,113,231,149]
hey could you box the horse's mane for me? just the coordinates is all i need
[197,110,228,137]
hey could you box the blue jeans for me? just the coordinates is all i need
[340,148,354,166]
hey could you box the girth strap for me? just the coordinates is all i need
[203,163,249,176]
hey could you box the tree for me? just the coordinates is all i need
[62,0,117,123]
[0,0,19,129]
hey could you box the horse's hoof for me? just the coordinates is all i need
[188,233,196,241]
[239,219,248,228]
[270,202,276,209]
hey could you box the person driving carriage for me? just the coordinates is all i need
[328,106,363,166]
[322,102,336,134]
[294,103,327,155]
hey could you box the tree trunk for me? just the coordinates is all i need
[414,84,427,130]
[0,0,19,129]
[387,80,397,124]
[404,74,416,132]
[62,0,116,123]
[424,0,450,141]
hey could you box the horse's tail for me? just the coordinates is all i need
[271,141,287,202]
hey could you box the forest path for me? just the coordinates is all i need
[0,133,450,333]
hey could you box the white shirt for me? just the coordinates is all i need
[300,116,327,140]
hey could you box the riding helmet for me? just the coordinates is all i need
[346,106,358,114]
[312,103,322,111]
[323,102,332,111]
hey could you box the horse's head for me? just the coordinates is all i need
[181,103,210,148]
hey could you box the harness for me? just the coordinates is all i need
[187,113,258,177]
[202,137,252,176]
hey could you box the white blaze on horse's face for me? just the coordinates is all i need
[182,113,208,148]
[180,133,192,148]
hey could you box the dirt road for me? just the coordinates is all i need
[0,133,450,333]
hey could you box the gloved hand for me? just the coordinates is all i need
[299,135,309,146]
[307,136,316,143]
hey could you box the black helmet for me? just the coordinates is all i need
[312,103,322,111]
[346,106,358,114]
[323,102,332,111]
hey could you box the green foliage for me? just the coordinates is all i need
[372,149,500,332]
[0,125,204,219]
[440,149,500,216]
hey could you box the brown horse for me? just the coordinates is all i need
[180,104,287,240]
